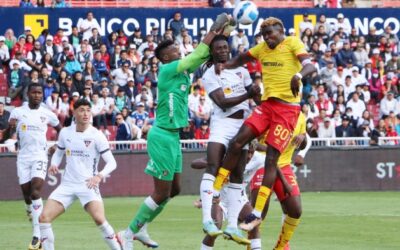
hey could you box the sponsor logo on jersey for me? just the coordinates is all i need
[84,140,92,147]
[202,189,213,195]
[263,61,283,67]
[66,149,71,156]
[21,124,27,132]
[223,87,233,95]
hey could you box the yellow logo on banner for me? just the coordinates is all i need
[293,14,317,38]
[24,14,48,38]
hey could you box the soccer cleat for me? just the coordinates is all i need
[202,220,223,237]
[239,213,262,232]
[134,230,159,248]
[28,237,42,250]
[117,231,133,250]
[210,13,231,32]
[223,227,251,246]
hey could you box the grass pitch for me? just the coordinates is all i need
[1,192,399,250]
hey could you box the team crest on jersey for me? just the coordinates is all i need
[40,116,46,123]
[21,124,27,132]
[235,72,243,79]
[84,140,92,147]
[162,170,169,176]
[180,84,187,91]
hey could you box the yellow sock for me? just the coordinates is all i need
[274,215,300,250]
[213,167,230,192]
[254,186,271,215]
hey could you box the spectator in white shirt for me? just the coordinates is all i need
[111,61,133,88]
[231,29,249,54]
[346,92,366,120]
[343,75,355,100]
[380,91,399,118]
[188,85,202,116]
[0,36,10,63]
[299,13,314,36]
[333,13,351,36]
[361,83,371,104]
[318,117,336,138]
[77,11,101,41]
[305,93,320,119]
[91,92,108,131]
[351,66,368,86]
[99,87,116,124]
[331,66,346,94]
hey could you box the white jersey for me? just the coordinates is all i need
[202,66,252,118]
[9,104,59,160]
[57,125,110,183]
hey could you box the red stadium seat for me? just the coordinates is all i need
[0,73,8,97]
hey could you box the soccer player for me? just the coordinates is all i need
[248,112,310,250]
[212,17,317,231]
[200,35,260,245]
[7,83,61,250]
[117,14,232,250]
[38,99,121,250]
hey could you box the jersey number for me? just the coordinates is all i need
[36,161,47,172]
[273,125,290,141]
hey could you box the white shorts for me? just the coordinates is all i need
[17,158,48,185]
[209,116,248,150]
[49,181,102,209]
[219,187,249,221]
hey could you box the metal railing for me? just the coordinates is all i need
[1,137,399,154]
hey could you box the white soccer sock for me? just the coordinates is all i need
[31,198,43,238]
[251,238,262,250]
[144,196,159,210]
[200,173,215,223]
[25,203,32,213]
[227,182,243,228]
[98,221,121,250]
[40,223,54,250]
[200,243,213,250]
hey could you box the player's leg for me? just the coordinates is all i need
[134,173,181,249]
[29,159,48,250]
[20,182,33,220]
[273,166,302,250]
[213,125,256,195]
[201,203,224,250]
[223,149,250,245]
[201,142,225,236]
[85,200,121,250]
[39,199,65,250]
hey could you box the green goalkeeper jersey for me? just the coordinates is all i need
[155,43,210,129]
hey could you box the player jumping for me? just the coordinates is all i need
[7,83,61,250]
[199,35,260,245]
[39,99,121,250]
[117,14,233,250]
[212,17,316,233]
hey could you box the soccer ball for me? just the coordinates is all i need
[233,1,259,25]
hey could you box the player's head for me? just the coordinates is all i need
[27,83,43,107]
[260,17,285,49]
[73,99,92,125]
[210,35,229,63]
[155,40,180,64]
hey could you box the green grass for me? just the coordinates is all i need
[1,192,400,250]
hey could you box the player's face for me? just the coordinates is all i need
[212,40,229,63]
[28,86,43,106]
[261,25,283,49]
[164,44,181,62]
[74,105,92,125]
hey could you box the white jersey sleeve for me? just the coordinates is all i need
[45,109,60,127]
[95,130,110,154]
[242,67,252,87]
[9,107,20,121]
[56,128,66,150]
[202,66,221,94]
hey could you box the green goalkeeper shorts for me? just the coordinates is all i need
[145,126,182,181]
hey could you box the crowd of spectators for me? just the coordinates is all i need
[0,10,399,148]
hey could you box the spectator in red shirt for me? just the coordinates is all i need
[117,29,128,50]
[11,35,29,59]
[316,92,334,117]
[53,28,64,47]
[195,120,210,140]
[99,44,110,70]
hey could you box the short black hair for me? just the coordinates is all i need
[210,35,228,51]
[73,98,92,110]
[155,40,175,62]
[28,83,43,93]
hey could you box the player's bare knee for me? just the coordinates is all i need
[30,189,41,200]
[39,213,51,223]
